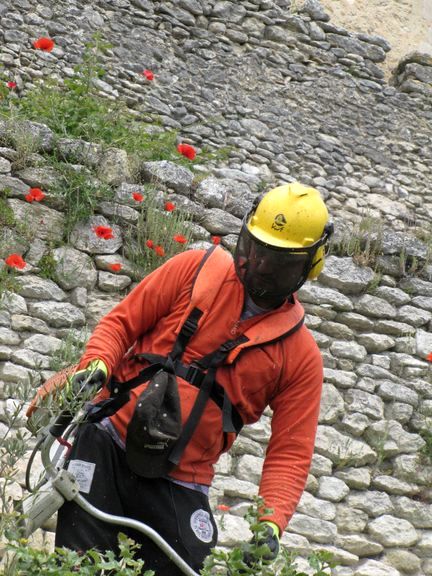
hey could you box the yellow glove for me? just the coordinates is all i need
[26,360,108,417]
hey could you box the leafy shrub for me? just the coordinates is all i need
[123,190,193,277]
[202,500,337,576]
[4,533,152,576]
[1,34,180,164]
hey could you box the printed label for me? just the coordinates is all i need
[67,459,96,494]
[190,509,214,543]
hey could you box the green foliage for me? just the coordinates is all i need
[123,189,193,277]
[419,427,432,465]
[0,375,150,576]
[366,271,382,294]
[0,267,19,304]
[334,215,384,267]
[49,328,89,373]
[4,533,153,575]
[48,158,114,240]
[0,380,36,542]
[0,34,180,163]
[0,192,15,227]
[37,250,58,281]
[202,499,337,575]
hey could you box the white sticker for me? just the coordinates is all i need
[190,509,214,543]
[67,459,96,494]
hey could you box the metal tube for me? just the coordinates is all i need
[40,433,58,478]
[74,493,201,576]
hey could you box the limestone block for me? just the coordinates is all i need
[367,514,419,547]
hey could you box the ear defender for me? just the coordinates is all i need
[308,246,325,279]
[307,222,334,280]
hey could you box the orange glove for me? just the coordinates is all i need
[26,360,108,418]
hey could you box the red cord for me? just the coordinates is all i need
[57,436,72,449]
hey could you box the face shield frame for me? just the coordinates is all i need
[234,215,333,301]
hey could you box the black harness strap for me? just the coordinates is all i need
[169,307,203,362]
[133,332,248,437]
[167,335,248,467]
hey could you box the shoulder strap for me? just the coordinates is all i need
[167,334,247,467]
[191,245,217,288]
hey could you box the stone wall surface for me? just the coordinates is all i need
[0,1,432,575]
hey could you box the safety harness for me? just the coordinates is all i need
[86,246,304,475]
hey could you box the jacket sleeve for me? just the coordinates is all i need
[78,250,204,375]
[258,328,323,533]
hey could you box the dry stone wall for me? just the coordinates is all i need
[0,1,432,575]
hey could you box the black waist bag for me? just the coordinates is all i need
[125,370,182,478]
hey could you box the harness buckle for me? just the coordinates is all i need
[185,365,204,386]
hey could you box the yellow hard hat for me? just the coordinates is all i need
[246,182,331,280]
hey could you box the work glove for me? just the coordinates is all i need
[69,359,108,394]
[26,359,108,418]
[241,521,280,570]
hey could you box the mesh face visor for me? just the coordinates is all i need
[235,224,326,299]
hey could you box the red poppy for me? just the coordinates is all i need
[94,225,114,240]
[32,37,55,52]
[177,143,196,161]
[5,253,26,269]
[216,504,230,512]
[173,234,187,244]
[165,201,175,212]
[146,239,154,249]
[109,263,122,272]
[427,352,432,362]
[132,192,144,202]
[6,81,17,89]
[25,187,46,203]
[155,245,165,257]
[142,69,154,81]
[211,236,221,245]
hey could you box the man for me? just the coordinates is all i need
[28,182,332,575]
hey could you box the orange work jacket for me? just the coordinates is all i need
[79,248,323,533]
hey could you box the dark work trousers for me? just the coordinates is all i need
[55,422,218,575]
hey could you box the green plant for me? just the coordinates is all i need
[49,328,89,373]
[7,127,41,172]
[366,271,382,294]
[334,215,384,268]
[3,533,152,575]
[0,267,19,305]
[1,34,179,162]
[123,190,193,277]
[47,158,113,240]
[0,192,15,228]
[0,363,151,576]
[0,379,36,543]
[419,427,432,465]
[201,499,337,575]
[37,250,58,281]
